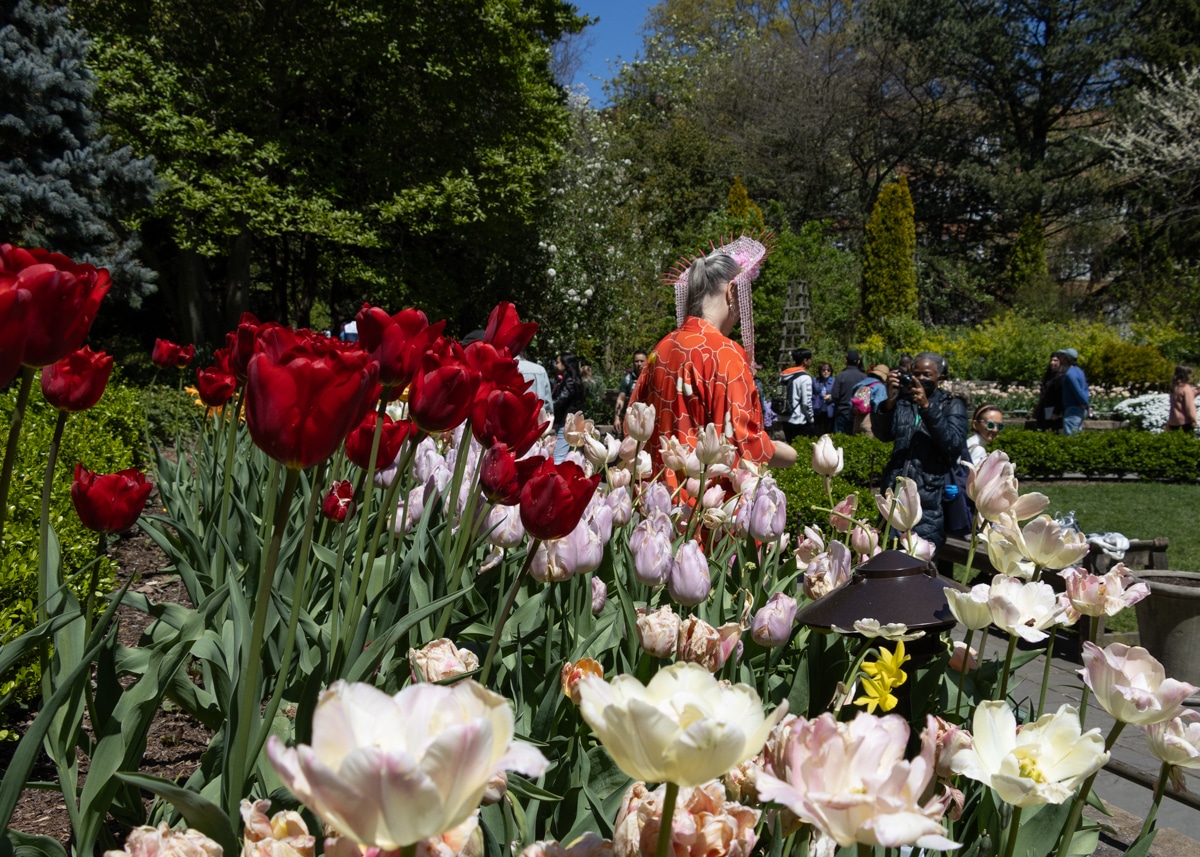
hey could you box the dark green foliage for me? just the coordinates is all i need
[1085,341,1175,392]
[0,377,143,710]
[861,177,917,342]
[0,0,158,305]
[992,428,1200,481]
[774,434,894,533]
[1008,214,1059,318]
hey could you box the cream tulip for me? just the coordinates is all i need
[810,434,843,478]
[945,584,993,631]
[987,575,1062,643]
[874,477,922,533]
[624,402,656,443]
[576,661,787,788]
[266,680,548,849]
[1079,642,1199,725]
[1143,711,1200,769]
[949,702,1107,807]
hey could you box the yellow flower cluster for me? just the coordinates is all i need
[855,641,911,714]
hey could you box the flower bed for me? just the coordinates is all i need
[2,246,1198,857]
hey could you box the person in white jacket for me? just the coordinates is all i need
[778,348,815,442]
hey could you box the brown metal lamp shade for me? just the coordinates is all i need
[795,549,968,655]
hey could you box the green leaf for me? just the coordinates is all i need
[116,772,239,857]
[1119,829,1158,857]
[0,830,68,857]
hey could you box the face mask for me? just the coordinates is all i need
[920,378,938,397]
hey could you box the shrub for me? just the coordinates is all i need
[1086,341,1173,392]
[0,375,144,711]
[775,434,894,533]
[991,427,1200,481]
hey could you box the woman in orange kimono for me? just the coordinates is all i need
[631,235,798,476]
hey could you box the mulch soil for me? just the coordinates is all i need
[1,526,213,852]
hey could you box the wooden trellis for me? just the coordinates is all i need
[777,280,811,369]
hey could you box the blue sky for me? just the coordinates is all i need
[570,1,654,102]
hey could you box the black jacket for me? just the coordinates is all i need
[552,374,585,428]
[871,389,969,546]
[830,366,868,423]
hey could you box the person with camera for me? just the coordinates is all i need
[872,351,968,548]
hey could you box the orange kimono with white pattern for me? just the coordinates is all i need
[630,317,775,474]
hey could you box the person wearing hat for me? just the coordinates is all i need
[630,234,797,475]
[1059,347,1089,436]
[850,364,890,437]
[830,350,868,434]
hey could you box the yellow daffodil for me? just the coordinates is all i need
[855,676,899,713]
[861,640,911,688]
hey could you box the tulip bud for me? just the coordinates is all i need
[850,523,879,557]
[409,638,480,682]
[608,465,632,489]
[695,423,734,467]
[634,450,653,479]
[628,519,672,587]
[623,402,655,443]
[659,436,689,472]
[949,641,979,672]
[827,493,858,533]
[668,541,712,606]
[563,412,593,448]
[321,480,356,522]
[561,658,604,705]
[751,592,797,647]
[617,435,638,463]
[811,434,844,477]
[41,346,113,412]
[583,434,610,470]
[484,504,525,548]
[636,606,680,658]
[743,478,787,542]
[531,538,577,583]
[591,576,607,615]
[152,338,196,370]
[480,772,509,807]
[196,365,237,408]
[606,486,632,527]
[701,484,726,509]
[71,463,153,534]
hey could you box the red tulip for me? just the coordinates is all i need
[229,313,275,381]
[481,445,546,506]
[12,250,110,368]
[245,327,379,470]
[321,480,356,522]
[519,458,601,541]
[356,304,446,391]
[471,387,548,456]
[484,302,538,357]
[71,463,153,533]
[196,365,238,407]
[0,273,31,386]
[0,243,39,273]
[407,340,480,433]
[41,346,113,412]
[344,411,415,470]
[152,338,195,369]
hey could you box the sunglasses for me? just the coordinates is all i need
[982,420,1005,431]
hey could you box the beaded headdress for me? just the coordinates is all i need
[665,232,773,366]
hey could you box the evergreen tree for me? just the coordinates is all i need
[1008,213,1061,317]
[0,0,157,305]
[861,176,916,340]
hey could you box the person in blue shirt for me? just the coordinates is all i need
[1059,348,1089,436]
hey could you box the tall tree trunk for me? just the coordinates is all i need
[296,236,318,330]
[224,230,253,329]
[175,249,213,346]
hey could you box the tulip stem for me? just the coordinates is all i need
[480,538,541,685]
[1003,805,1023,857]
[954,629,975,719]
[1037,625,1059,717]
[1136,761,1172,843]
[1079,684,1090,727]
[213,386,246,589]
[37,408,69,703]
[655,781,680,857]
[959,528,979,585]
[1054,720,1125,857]
[228,464,299,820]
[997,634,1018,701]
[0,365,34,546]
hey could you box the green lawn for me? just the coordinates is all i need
[1026,481,1200,633]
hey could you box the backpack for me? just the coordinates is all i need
[852,383,874,414]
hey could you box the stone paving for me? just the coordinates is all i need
[970,627,1200,853]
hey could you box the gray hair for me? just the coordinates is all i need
[686,252,742,318]
[914,351,948,379]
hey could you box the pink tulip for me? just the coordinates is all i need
[409,639,480,683]
[606,486,632,527]
[829,494,858,533]
[794,526,825,564]
[967,450,1049,523]
[612,780,759,857]
[899,530,935,562]
[1059,564,1150,618]
[802,542,852,600]
[751,593,797,647]
[639,482,674,518]
[668,541,712,606]
[1143,711,1200,769]
[850,524,879,558]
[240,799,315,857]
[948,642,978,672]
[874,477,922,533]
[756,712,957,850]
[105,823,222,857]
[1079,642,1199,726]
[677,616,741,672]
